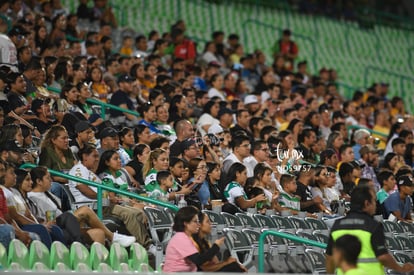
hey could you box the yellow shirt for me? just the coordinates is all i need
[372,125,389,150]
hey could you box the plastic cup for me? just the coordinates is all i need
[45,210,56,222]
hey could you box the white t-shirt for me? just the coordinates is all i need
[196,113,220,137]
[0,34,17,67]
[208,87,225,100]
[0,186,15,207]
[68,162,99,205]
[28,192,63,221]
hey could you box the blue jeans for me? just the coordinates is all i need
[21,224,53,249]
[0,224,14,249]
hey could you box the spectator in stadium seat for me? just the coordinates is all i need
[170,120,195,158]
[383,175,414,222]
[168,94,188,124]
[137,102,162,136]
[109,74,139,127]
[319,149,339,168]
[326,185,414,274]
[376,170,396,205]
[142,148,169,192]
[243,140,269,177]
[223,163,266,212]
[193,212,247,272]
[272,29,298,71]
[338,162,357,197]
[359,145,380,192]
[222,134,251,173]
[352,129,371,160]
[297,128,318,164]
[339,144,355,163]
[327,131,344,161]
[171,28,196,68]
[391,138,407,168]
[163,206,226,272]
[69,120,94,157]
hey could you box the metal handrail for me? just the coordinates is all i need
[258,230,327,273]
[242,19,318,72]
[19,163,179,219]
[347,125,388,138]
[46,86,140,119]
[363,66,414,92]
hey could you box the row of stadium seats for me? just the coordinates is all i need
[0,239,150,272]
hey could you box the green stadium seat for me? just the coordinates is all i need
[54,262,71,271]
[97,262,113,272]
[69,241,90,269]
[109,242,129,271]
[50,241,70,270]
[8,239,29,269]
[29,240,50,269]
[0,242,7,268]
[89,242,109,270]
[32,262,50,271]
[75,262,92,272]
[129,242,149,270]
[8,262,24,271]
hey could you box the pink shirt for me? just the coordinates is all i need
[163,232,198,272]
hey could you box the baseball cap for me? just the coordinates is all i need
[117,74,136,84]
[208,124,224,135]
[244,94,258,105]
[75,121,92,133]
[99,127,118,139]
[397,175,414,188]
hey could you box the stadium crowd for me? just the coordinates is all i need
[0,0,413,273]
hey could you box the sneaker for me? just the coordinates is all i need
[112,232,136,247]
[147,244,157,255]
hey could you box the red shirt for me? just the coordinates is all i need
[0,188,8,219]
[280,40,298,56]
[174,39,196,60]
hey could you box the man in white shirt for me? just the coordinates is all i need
[244,140,269,177]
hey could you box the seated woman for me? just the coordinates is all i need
[163,206,226,272]
[68,145,155,250]
[222,163,266,213]
[38,125,75,211]
[142,148,170,192]
[28,166,136,247]
[0,165,63,249]
[193,212,247,272]
[311,165,333,215]
[125,144,151,187]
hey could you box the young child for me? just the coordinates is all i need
[148,170,174,202]
[332,235,366,275]
[278,174,300,214]
[119,36,134,56]
[376,171,396,204]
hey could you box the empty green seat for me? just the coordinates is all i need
[75,262,92,272]
[8,239,29,269]
[0,242,7,268]
[54,262,71,271]
[97,262,113,272]
[89,242,109,270]
[8,262,24,271]
[29,240,50,269]
[129,242,148,270]
[109,242,129,271]
[70,241,90,269]
[50,241,70,269]
[32,262,50,271]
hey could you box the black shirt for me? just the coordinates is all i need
[326,211,388,257]
[170,139,183,158]
[295,181,319,213]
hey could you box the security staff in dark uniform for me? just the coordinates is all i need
[326,185,414,275]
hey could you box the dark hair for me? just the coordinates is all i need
[30,166,48,189]
[339,144,353,155]
[350,185,374,212]
[149,136,170,150]
[202,100,218,115]
[77,143,97,161]
[338,162,355,179]
[188,157,203,179]
[169,94,185,115]
[156,170,172,184]
[280,174,295,187]
[298,127,315,144]
[333,235,361,266]
[15,168,30,191]
[287,118,302,133]
[133,143,150,160]
[399,130,412,140]
[222,163,246,189]
[404,143,414,166]
[254,163,272,182]
[149,89,163,103]
[118,127,134,145]
[260,125,277,140]
[60,84,77,100]
[172,206,199,232]
[137,102,155,117]
[134,125,149,143]
[391,137,405,147]
[387,121,403,143]
[230,134,250,150]
[382,152,397,171]
[96,149,118,175]
[249,117,264,134]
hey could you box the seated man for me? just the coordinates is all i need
[383,175,414,222]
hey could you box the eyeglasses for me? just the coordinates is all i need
[240,144,251,148]
[259,148,269,152]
